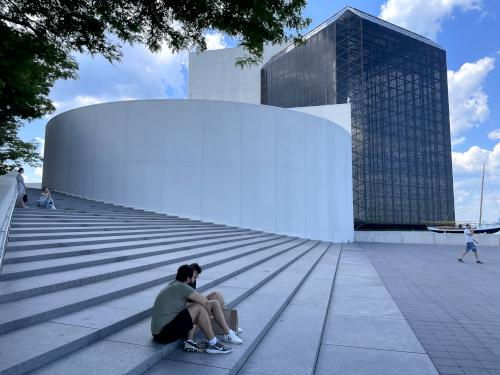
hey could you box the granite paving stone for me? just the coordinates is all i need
[315,345,438,375]
[362,242,500,375]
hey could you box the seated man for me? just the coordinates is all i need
[151,264,242,354]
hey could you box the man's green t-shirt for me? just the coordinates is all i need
[151,280,195,334]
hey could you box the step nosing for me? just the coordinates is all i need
[0,238,322,373]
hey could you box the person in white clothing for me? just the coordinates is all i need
[458,224,483,264]
[38,187,56,209]
[16,167,27,208]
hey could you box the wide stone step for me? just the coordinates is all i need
[0,235,283,303]
[237,245,341,375]
[8,223,221,235]
[10,220,204,229]
[11,216,175,224]
[0,237,300,334]
[0,231,259,280]
[17,204,141,213]
[12,211,168,219]
[10,217,189,226]
[7,224,232,242]
[0,239,317,374]
[5,227,250,251]
[5,232,266,265]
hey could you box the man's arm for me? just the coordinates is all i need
[187,291,210,311]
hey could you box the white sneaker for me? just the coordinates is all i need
[237,327,243,334]
[221,330,243,345]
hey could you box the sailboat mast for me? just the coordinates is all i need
[479,163,485,227]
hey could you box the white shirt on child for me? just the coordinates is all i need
[464,229,474,243]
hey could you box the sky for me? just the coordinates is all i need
[17,0,500,224]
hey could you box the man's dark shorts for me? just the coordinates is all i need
[466,242,477,252]
[153,309,193,344]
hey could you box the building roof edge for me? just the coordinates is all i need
[265,6,444,65]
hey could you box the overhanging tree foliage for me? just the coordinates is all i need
[0,0,311,174]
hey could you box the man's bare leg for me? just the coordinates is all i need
[187,303,216,340]
[459,249,468,261]
[206,291,226,310]
[186,325,197,341]
[209,300,230,335]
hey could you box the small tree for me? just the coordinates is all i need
[0,0,311,174]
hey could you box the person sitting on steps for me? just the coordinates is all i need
[38,187,56,209]
[151,264,242,354]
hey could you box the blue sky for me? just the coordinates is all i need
[18,0,500,223]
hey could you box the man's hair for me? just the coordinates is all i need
[190,263,202,274]
[176,264,194,282]
[18,167,24,173]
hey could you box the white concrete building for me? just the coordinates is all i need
[189,45,284,105]
[43,47,354,242]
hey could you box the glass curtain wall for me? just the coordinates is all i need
[261,10,455,227]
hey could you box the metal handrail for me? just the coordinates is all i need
[0,179,18,273]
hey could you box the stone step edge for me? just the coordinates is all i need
[6,228,250,251]
[0,238,307,335]
[2,240,319,375]
[228,243,333,375]
[0,235,283,304]
[8,223,222,234]
[310,244,342,375]
[10,220,204,228]
[6,225,231,242]
[0,232,259,280]
[235,244,342,375]
[4,231,256,264]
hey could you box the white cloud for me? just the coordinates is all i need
[452,145,492,173]
[488,129,500,140]
[34,167,43,177]
[447,57,495,137]
[205,33,227,50]
[53,94,135,116]
[379,0,482,40]
[48,42,189,118]
[453,143,500,223]
[451,136,466,146]
[46,32,228,120]
[34,136,45,157]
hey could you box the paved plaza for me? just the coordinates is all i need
[362,241,500,375]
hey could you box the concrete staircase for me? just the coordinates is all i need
[0,190,436,375]
[0,190,340,375]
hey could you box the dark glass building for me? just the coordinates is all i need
[261,7,455,228]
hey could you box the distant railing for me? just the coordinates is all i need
[426,220,499,228]
[0,172,18,273]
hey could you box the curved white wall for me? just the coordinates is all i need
[43,99,353,242]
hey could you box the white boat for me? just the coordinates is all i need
[427,225,500,234]
[427,163,500,234]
